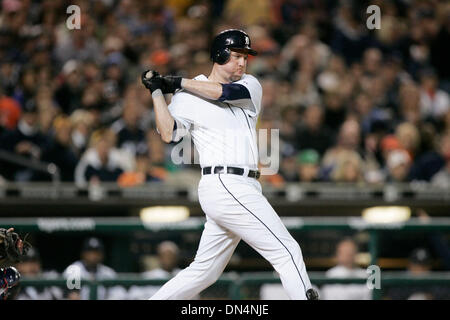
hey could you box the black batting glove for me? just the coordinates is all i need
[162,76,182,94]
[141,70,164,93]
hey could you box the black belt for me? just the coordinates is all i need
[202,166,260,180]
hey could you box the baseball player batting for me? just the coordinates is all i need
[141,29,318,300]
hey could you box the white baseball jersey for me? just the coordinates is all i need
[168,73,262,169]
[17,271,64,300]
[63,261,127,300]
[150,73,313,300]
[321,265,372,300]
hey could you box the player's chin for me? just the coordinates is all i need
[231,72,244,82]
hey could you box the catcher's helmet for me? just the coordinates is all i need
[210,29,258,65]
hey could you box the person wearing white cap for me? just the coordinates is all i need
[385,149,412,182]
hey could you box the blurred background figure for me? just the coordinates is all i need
[431,133,450,188]
[0,100,49,181]
[15,248,63,300]
[320,238,371,300]
[278,147,300,183]
[74,128,133,187]
[295,104,332,156]
[143,241,181,279]
[35,115,79,181]
[63,237,127,300]
[330,150,364,183]
[128,241,182,300]
[297,149,321,182]
[385,248,441,300]
[321,119,363,181]
[69,110,96,157]
[385,149,412,183]
[419,69,449,122]
[0,86,21,135]
[408,248,433,275]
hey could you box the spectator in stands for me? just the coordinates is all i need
[36,115,79,181]
[143,241,181,279]
[316,54,347,97]
[409,132,450,181]
[416,209,450,271]
[295,104,332,156]
[385,149,412,183]
[291,72,321,109]
[15,248,63,300]
[0,86,21,134]
[385,248,445,300]
[278,105,300,150]
[53,11,103,67]
[74,128,134,187]
[146,128,172,177]
[54,60,85,115]
[395,122,421,161]
[279,147,299,183]
[408,248,433,275]
[362,48,383,78]
[332,150,365,183]
[12,66,36,109]
[320,238,371,300]
[63,237,126,300]
[431,134,450,188]
[128,241,182,300]
[323,91,348,134]
[223,0,271,26]
[354,92,375,133]
[442,110,450,135]
[360,115,393,184]
[36,88,59,137]
[419,69,450,122]
[398,83,423,126]
[330,2,376,65]
[110,88,147,157]
[321,119,362,180]
[297,149,321,183]
[117,128,170,187]
[69,109,96,157]
[80,83,104,118]
[0,99,49,181]
[380,135,401,164]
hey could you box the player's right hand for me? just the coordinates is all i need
[141,70,164,93]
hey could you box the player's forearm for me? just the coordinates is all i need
[152,90,175,143]
[181,79,222,100]
[163,93,173,105]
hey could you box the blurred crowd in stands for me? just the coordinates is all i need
[0,0,449,188]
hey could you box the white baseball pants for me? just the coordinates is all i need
[149,173,312,300]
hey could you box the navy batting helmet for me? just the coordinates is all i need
[210,29,258,65]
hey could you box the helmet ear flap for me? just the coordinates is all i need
[215,47,230,65]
